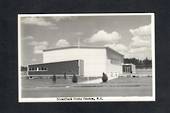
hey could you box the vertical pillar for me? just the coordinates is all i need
[124,66,126,73]
[127,67,129,73]
[78,60,80,76]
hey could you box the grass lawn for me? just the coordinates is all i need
[22,76,99,88]
[21,76,152,97]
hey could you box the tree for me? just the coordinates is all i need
[72,74,78,83]
[124,57,152,68]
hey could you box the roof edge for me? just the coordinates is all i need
[43,46,124,56]
[105,47,124,57]
[43,46,106,52]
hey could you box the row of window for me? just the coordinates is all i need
[29,67,48,71]
[123,66,132,73]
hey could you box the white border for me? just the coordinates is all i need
[18,15,21,102]
[151,13,156,101]
[18,13,155,102]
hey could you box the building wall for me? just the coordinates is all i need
[43,48,107,77]
[106,60,123,77]
[132,64,136,73]
[106,48,124,77]
[28,60,80,76]
[78,60,84,76]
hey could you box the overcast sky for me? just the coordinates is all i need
[20,14,153,66]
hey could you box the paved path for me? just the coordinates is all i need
[79,76,117,84]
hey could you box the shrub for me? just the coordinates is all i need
[102,72,108,82]
[52,75,56,82]
[72,74,78,83]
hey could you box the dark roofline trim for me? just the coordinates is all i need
[28,59,82,66]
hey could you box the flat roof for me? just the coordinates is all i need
[43,46,124,56]
[43,46,105,51]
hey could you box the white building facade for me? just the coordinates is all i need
[43,46,124,78]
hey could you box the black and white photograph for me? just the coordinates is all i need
[18,13,155,102]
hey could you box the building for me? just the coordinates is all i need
[122,63,136,74]
[28,46,124,78]
[28,60,83,77]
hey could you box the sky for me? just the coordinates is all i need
[20,14,153,66]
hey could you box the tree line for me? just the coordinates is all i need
[124,57,152,68]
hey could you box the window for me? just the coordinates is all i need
[29,67,37,71]
[38,67,48,71]
[29,66,48,71]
